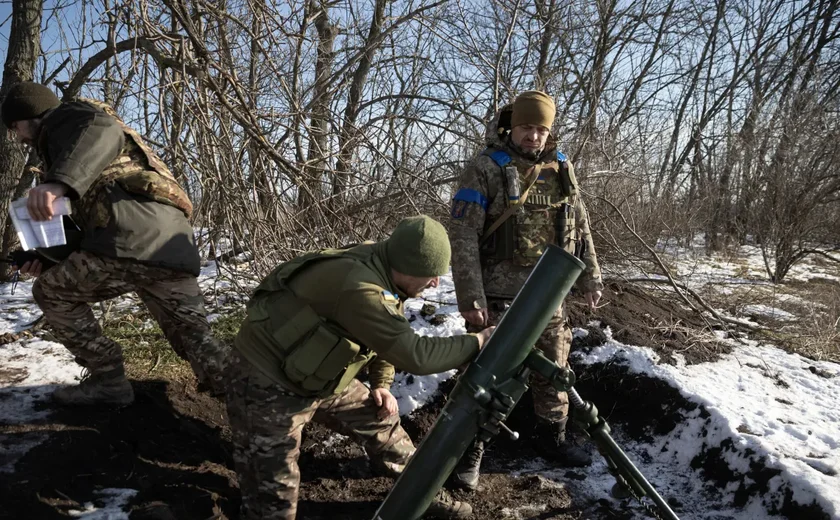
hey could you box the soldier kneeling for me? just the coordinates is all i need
[226,216,493,519]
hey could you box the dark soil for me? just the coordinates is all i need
[0,373,580,520]
[0,284,816,520]
[567,282,731,365]
[0,379,236,520]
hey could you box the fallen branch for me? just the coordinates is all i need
[623,277,766,332]
[591,193,715,331]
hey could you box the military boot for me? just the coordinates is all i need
[52,366,134,406]
[534,418,592,467]
[424,489,473,519]
[447,440,484,491]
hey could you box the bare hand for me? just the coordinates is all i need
[461,308,489,327]
[585,290,602,311]
[475,326,496,349]
[372,387,399,420]
[27,183,68,221]
[18,259,43,278]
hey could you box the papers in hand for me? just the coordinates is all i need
[8,197,73,251]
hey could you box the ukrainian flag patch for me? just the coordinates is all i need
[380,290,406,320]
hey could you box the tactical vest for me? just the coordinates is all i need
[482,148,580,266]
[240,247,382,397]
[48,99,193,228]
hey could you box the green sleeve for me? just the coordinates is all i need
[368,358,396,389]
[333,282,479,375]
[41,103,124,199]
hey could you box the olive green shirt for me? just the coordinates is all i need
[235,242,480,393]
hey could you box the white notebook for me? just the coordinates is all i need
[8,196,73,251]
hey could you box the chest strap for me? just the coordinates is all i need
[480,163,542,245]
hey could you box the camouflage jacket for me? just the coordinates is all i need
[449,106,603,311]
[35,100,201,275]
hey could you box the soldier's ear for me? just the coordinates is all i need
[498,108,512,135]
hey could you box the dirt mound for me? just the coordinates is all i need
[299,379,577,520]
[570,356,831,519]
[0,380,236,520]
[568,282,730,365]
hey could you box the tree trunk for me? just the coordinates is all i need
[0,0,43,280]
[299,0,336,210]
[332,0,389,207]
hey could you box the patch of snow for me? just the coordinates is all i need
[0,339,80,425]
[389,273,464,417]
[571,330,840,518]
[0,338,80,473]
[68,488,138,519]
[321,433,349,449]
[391,370,457,417]
[741,304,797,322]
[0,433,47,473]
[0,279,40,332]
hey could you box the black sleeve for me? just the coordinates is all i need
[41,103,124,199]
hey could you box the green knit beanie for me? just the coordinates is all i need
[2,82,61,129]
[386,215,451,277]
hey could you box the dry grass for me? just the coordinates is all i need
[744,279,840,363]
[795,302,840,363]
[101,306,246,382]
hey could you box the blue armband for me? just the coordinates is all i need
[451,188,489,218]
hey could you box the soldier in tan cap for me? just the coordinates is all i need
[448,91,604,489]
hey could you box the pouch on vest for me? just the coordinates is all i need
[555,203,578,254]
[246,290,366,395]
[283,325,363,394]
[480,218,515,261]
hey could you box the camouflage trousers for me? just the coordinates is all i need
[472,298,572,423]
[31,250,227,391]
[225,352,415,520]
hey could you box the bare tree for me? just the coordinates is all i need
[0,0,44,280]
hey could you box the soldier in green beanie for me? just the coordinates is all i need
[226,214,492,520]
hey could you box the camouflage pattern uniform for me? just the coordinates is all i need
[32,251,225,389]
[226,353,415,520]
[449,104,603,424]
[30,99,227,395]
[227,241,479,519]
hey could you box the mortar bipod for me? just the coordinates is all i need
[525,350,681,520]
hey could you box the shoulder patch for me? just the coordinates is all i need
[452,188,489,211]
[452,199,468,219]
[380,290,407,321]
[557,150,568,162]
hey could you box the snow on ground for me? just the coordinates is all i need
[67,488,138,519]
[394,273,463,416]
[0,279,40,332]
[0,278,80,474]
[559,329,840,519]
[1,237,838,519]
[741,304,798,322]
